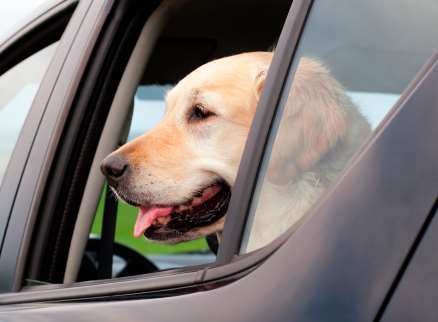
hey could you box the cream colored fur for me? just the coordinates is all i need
[245,58,370,250]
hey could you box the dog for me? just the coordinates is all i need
[101,52,370,251]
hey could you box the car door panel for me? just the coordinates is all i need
[379,209,438,321]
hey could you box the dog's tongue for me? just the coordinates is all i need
[134,206,172,238]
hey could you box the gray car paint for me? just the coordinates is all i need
[1,52,437,321]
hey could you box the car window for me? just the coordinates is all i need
[89,85,214,276]
[0,42,58,184]
[241,0,438,252]
[69,0,294,283]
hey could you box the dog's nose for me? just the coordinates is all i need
[101,155,128,183]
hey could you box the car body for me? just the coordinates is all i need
[0,0,437,321]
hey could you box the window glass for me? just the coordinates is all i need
[241,0,438,252]
[0,42,58,184]
[90,85,214,275]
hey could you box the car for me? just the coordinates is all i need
[0,0,437,321]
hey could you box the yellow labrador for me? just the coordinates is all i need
[101,52,370,247]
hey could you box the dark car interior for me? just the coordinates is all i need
[141,0,291,85]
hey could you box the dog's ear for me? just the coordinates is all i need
[267,58,347,185]
[254,69,267,101]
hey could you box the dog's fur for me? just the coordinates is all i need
[104,52,370,249]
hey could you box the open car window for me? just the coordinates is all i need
[24,0,293,287]
[241,0,438,252]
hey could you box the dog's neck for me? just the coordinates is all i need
[242,102,371,252]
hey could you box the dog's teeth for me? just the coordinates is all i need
[155,216,170,225]
[178,205,189,211]
[192,197,203,206]
[203,187,213,196]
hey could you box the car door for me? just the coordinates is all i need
[0,0,437,321]
[380,205,438,322]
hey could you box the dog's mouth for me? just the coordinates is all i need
[132,181,231,241]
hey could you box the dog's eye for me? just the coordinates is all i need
[189,104,215,122]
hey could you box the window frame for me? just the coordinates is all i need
[59,0,310,286]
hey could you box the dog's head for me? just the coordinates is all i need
[101,52,271,243]
[101,53,348,244]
